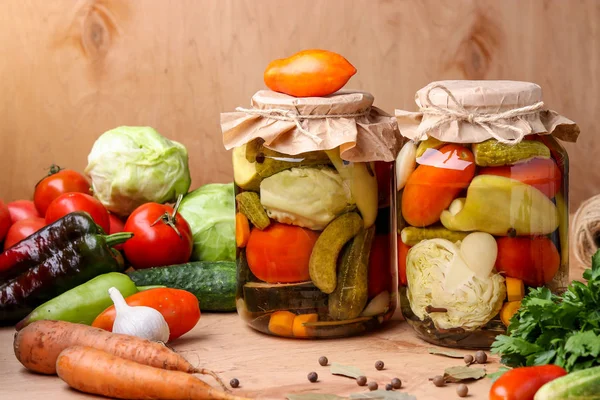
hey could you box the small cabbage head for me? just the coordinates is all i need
[406,238,506,331]
[260,167,355,230]
[178,183,235,262]
[85,126,191,217]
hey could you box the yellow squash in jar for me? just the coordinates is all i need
[440,175,559,236]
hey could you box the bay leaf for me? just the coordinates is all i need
[330,362,364,379]
[427,348,464,359]
[288,394,347,400]
[350,390,417,400]
[486,366,511,383]
[443,366,486,382]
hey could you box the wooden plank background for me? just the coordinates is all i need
[0,0,598,210]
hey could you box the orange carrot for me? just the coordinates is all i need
[56,346,251,400]
[236,212,250,248]
[13,320,227,390]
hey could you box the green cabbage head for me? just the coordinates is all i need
[85,126,191,217]
[406,238,506,331]
[178,183,235,262]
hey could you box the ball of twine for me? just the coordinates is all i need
[573,194,600,268]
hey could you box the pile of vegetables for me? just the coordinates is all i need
[396,136,568,347]
[232,50,397,338]
[1,126,239,342]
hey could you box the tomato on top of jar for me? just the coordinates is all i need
[220,50,404,339]
[394,80,580,349]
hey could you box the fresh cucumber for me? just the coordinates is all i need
[534,365,600,400]
[127,262,236,312]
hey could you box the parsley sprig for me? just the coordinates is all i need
[491,250,600,372]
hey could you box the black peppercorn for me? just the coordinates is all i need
[391,378,402,389]
[368,382,378,391]
[318,356,328,366]
[475,350,488,364]
[433,375,445,387]
[357,376,367,386]
[457,384,468,397]
[308,372,318,383]
[375,360,385,370]
[464,354,474,365]
[230,378,240,388]
[385,383,393,391]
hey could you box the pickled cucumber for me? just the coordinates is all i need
[236,192,270,230]
[326,149,378,228]
[416,137,445,158]
[400,226,469,246]
[309,212,363,294]
[242,281,328,313]
[233,144,262,191]
[245,138,265,163]
[329,225,375,320]
[473,139,551,167]
[255,147,331,178]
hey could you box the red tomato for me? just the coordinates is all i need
[3,218,46,250]
[123,203,193,269]
[495,237,560,287]
[108,213,126,250]
[368,234,392,297]
[480,158,562,198]
[45,192,110,233]
[7,200,40,223]
[489,365,567,400]
[246,223,319,283]
[0,200,11,242]
[92,288,200,342]
[33,167,90,216]
[398,237,410,286]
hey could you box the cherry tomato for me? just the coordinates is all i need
[0,200,11,242]
[123,203,193,269]
[45,192,110,233]
[489,365,567,400]
[480,158,562,198]
[92,288,200,342]
[3,218,46,250]
[7,200,40,223]
[398,237,410,287]
[495,237,560,287]
[246,223,319,283]
[368,234,392,297]
[33,166,90,216]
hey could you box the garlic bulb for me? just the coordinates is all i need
[108,287,170,342]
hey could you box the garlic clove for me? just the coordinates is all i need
[108,287,170,343]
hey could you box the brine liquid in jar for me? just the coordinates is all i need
[234,141,398,338]
[398,134,570,349]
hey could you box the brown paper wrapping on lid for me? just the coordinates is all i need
[395,80,580,144]
[221,89,402,162]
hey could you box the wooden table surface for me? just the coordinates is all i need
[0,247,588,400]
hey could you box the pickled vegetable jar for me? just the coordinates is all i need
[394,81,580,349]
[221,90,403,338]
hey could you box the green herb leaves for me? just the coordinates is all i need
[491,249,600,372]
[443,366,486,382]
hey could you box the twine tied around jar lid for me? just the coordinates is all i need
[234,106,372,144]
[416,83,546,145]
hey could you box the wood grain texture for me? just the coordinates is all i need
[0,0,598,209]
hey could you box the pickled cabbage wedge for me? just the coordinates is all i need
[406,237,505,331]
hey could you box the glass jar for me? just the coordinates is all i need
[222,90,402,338]
[394,80,579,349]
